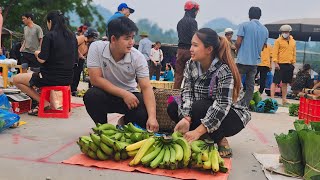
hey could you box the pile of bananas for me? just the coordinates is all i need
[126,132,191,169]
[190,140,228,173]
[77,122,151,161]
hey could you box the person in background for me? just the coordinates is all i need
[20,12,44,73]
[163,63,174,81]
[167,28,250,158]
[236,7,269,107]
[270,24,296,106]
[174,1,199,89]
[0,48,5,59]
[149,41,163,80]
[76,25,88,36]
[138,31,152,67]
[71,27,99,96]
[257,44,272,94]
[106,3,135,27]
[83,17,158,132]
[0,7,3,48]
[13,10,78,116]
[224,28,236,59]
[291,64,312,96]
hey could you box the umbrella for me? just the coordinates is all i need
[265,18,320,64]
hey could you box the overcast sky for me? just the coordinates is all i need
[93,0,319,31]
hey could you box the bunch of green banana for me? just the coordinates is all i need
[127,132,191,170]
[77,89,87,97]
[77,122,152,161]
[190,140,228,173]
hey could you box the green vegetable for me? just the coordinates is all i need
[289,104,299,116]
[249,100,256,111]
[252,91,262,104]
[294,120,309,131]
[275,130,304,177]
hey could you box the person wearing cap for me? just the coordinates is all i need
[71,27,99,96]
[235,7,269,107]
[83,17,159,132]
[174,1,200,89]
[257,44,272,94]
[76,25,88,36]
[270,24,296,106]
[138,31,153,70]
[106,3,135,27]
[224,28,236,59]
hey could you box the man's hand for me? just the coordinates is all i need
[174,118,190,134]
[122,91,139,110]
[34,50,40,58]
[146,118,159,132]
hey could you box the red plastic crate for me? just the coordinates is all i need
[11,100,31,114]
[299,97,320,123]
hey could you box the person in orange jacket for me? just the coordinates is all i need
[270,25,296,106]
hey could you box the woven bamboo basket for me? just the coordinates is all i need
[150,81,174,89]
[154,88,180,132]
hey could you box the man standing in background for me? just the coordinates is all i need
[236,7,269,106]
[149,41,163,80]
[106,3,135,26]
[20,13,43,73]
[270,25,296,106]
[224,28,237,59]
[138,31,152,68]
[174,1,199,89]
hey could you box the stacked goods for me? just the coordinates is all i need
[77,123,150,161]
[190,140,228,173]
[275,130,304,177]
[289,104,299,116]
[127,132,190,169]
[298,123,320,179]
[275,120,320,179]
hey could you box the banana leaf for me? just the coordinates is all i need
[298,129,320,179]
[294,120,309,131]
[310,122,320,131]
[275,130,304,177]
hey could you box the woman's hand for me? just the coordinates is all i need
[34,50,40,58]
[174,118,190,134]
[184,130,202,142]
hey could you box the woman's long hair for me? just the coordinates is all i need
[46,10,73,39]
[195,28,241,102]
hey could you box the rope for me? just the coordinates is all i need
[280,156,301,165]
[306,163,320,173]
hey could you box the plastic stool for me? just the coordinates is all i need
[38,86,71,118]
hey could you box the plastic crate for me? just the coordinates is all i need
[298,97,320,123]
[11,99,31,114]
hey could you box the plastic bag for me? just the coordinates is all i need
[0,94,12,112]
[0,109,20,132]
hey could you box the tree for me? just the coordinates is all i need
[1,0,105,36]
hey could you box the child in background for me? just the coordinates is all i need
[291,64,313,96]
[163,64,174,81]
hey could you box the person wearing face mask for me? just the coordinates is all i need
[270,24,296,106]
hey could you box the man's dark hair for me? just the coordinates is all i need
[107,17,138,40]
[22,12,34,20]
[249,7,261,20]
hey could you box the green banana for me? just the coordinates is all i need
[141,144,163,165]
[191,140,206,153]
[203,147,212,170]
[127,122,146,133]
[191,152,198,160]
[97,123,117,131]
[125,139,132,144]
[172,131,183,140]
[196,152,203,168]
[87,149,98,159]
[80,147,88,154]
[92,127,99,133]
[201,146,209,161]
[114,152,121,161]
[82,141,90,152]
[97,149,109,160]
[100,142,114,155]
[130,137,156,166]
[163,146,171,165]
[169,144,176,165]
[120,136,126,142]
[101,129,117,136]
[127,149,139,157]
[218,153,225,166]
[89,141,99,152]
[175,137,191,167]
[142,132,150,139]
[124,133,132,139]
[101,134,115,148]
[172,143,184,161]
[122,125,131,132]
[211,148,219,172]
[90,134,101,146]
[113,133,123,140]
[114,141,129,151]
[150,147,165,168]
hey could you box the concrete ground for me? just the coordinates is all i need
[0,82,299,180]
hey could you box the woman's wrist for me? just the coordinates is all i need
[183,117,191,124]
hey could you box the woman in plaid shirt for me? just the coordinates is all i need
[167,28,251,158]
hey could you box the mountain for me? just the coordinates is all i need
[68,4,112,27]
[202,17,238,33]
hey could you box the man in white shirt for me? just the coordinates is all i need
[84,17,159,132]
[149,41,163,80]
